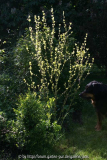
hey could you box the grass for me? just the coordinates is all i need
[55,111,107,160]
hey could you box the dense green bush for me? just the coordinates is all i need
[0,112,7,143]
[22,9,94,123]
[7,92,61,154]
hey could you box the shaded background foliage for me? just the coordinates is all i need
[1,0,107,69]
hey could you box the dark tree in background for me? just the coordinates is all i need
[1,0,107,72]
[87,1,107,73]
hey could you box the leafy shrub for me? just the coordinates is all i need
[7,92,61,154]
[0,112,7,143]
[2,7,94,130]
[23,9,94,123]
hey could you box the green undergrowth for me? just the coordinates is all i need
[54,112,107,160]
